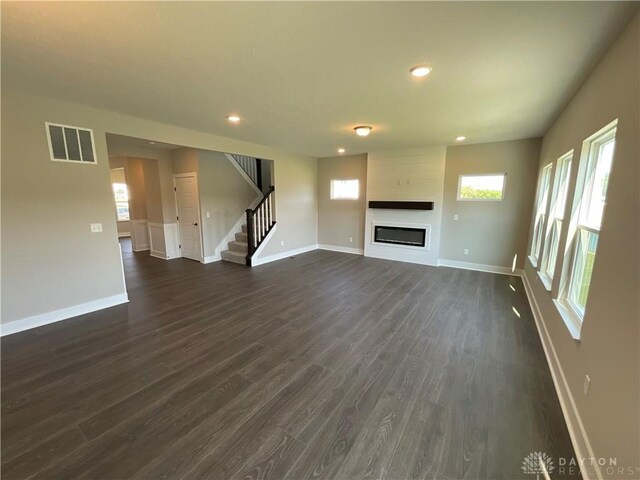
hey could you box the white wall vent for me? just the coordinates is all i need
[45,122,97,164]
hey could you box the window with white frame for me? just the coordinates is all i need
[113,182,130,221]
[540,152,573,285]
[457,174,506,201]
[558,121,616,334]
[530,164,553,264]
[330,179,359,200]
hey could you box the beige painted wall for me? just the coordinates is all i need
[1,89,317,325]
[141,158,163,224]
[317,154,367,250]
[123,157,147,221]
[524,14,639,474]
[172,148,199,175]
[254,153,317,260]
[197,150,259,259]
[440,139,540,269]
[106,141,176,224]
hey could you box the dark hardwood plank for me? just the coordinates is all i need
[0,241,576,479]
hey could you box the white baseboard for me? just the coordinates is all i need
[318,244,364,255]
[251,243,318,267]
[202,254,221,264]
[117,232,131,238]
[521,273,599,480]
[438,258,523,276]
[1,293,129,337]
[150,250,167,260]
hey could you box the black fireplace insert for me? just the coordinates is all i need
[374,225,426,247]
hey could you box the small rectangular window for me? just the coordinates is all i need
[330,179,359,200]
[45,122,97,164]
[113,183,130,221]
[530,164,553,264]
[457,174,506,201]
[557,120,617,336]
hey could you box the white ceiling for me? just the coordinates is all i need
[2,2,637,158]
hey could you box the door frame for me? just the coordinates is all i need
[173,172,204,262]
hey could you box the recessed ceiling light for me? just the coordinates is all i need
[337,148,346,154]
[410,65,432,78]
[354,126,372,137]
[227,115,241,123]
[148,141,156,145]
[456,136,466,141]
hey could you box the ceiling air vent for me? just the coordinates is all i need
[45,122,97,164]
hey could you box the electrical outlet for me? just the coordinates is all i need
[583,374,591,396]
[464,249,469,255]
[349,237,353,243]
[454,214,459,221]
[280,240,285,246]
[90,223,103,233]
[206,212,211,218]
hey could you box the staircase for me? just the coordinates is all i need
[220,224,249,265]
[220,185,276,266]
[230,154,262,191]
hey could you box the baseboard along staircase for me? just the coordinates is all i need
[220,153,276,266]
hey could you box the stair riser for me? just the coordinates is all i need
[235,232,248,242]
[221,252,246,265]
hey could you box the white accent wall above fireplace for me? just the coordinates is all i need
[364,146,446,265]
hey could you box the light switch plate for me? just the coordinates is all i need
[90,223,103,233]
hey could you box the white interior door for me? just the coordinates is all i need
[174,174,202,261]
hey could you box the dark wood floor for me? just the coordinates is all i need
[1,239,576,479]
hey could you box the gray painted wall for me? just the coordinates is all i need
[524,13,639,474]
[1,89,317,326]
[197,150,259,259]
[440,139,540,269]
[317,154,367,250]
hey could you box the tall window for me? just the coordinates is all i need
[113,182,130,221]
[530,164,553,264]
[330,179,359,200]
[540,152,573,285]
[559,122,616,331]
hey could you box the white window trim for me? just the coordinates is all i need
[555,119,617,339]
[539,150,573,288]
[529,163,553,267]
[330,179,360,200]
[45,122,98,165]
[456,173,507,202]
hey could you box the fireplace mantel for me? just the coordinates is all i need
[368,201,434,210]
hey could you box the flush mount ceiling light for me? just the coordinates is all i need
[354,126,372,137]
[227,115,241,123]
[410,65,432,78]
[337,148,346,154]
[456,136,466,141]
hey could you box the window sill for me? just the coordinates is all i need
[537,271,552,291]
[553,299,583,341]
[528,255,538,268]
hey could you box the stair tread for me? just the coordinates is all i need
[221,249,245,257]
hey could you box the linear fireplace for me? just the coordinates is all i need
[374,225,426,247]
